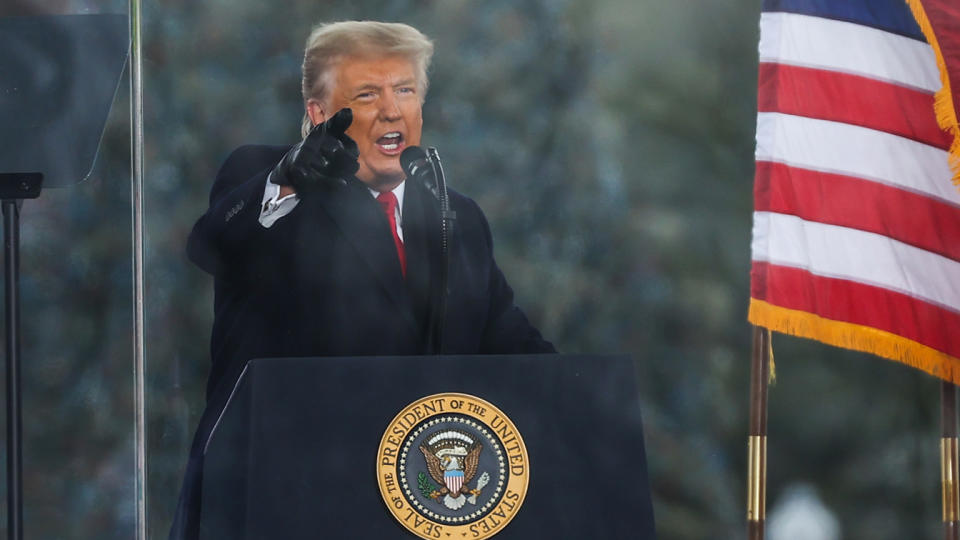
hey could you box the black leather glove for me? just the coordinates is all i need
[272,108,360,191]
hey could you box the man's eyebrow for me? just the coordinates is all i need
[351,83,380,93]
[350,79,417,93]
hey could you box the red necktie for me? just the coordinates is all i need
[376,191,406,277]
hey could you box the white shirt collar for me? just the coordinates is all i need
[369,180,405,217]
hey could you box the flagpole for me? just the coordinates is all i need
[747,326,769,540]
[942,381,959,540]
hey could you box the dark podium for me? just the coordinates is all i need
[198,354,656,538]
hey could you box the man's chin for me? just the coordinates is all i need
[356,168,405,191]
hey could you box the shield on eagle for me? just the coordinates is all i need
[419,429,484,508]
[445,469,465,495]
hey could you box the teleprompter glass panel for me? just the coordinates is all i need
[0,1,135,538]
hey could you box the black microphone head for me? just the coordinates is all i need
[400,145,428,176]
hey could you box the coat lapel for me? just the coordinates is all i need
[403,180,440,339]
[306,179,419,335]
[402,179,444,352]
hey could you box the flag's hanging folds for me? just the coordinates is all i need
[749,0,960,384]
[906,0,960,186]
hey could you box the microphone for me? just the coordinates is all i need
[399,145,456,355]
[400,145,428,174]
[400,146,438,200]
[401,145,455,224]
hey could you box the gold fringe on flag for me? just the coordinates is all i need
[749,299,960,385]
[904,0,960,187]
[768,333,776,386]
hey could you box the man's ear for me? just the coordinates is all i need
[306,99,327,126]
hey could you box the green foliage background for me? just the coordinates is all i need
[0,0,945,538]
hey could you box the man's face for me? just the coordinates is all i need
[307,55,423,191]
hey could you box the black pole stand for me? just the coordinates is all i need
[3,199,21,540]
[1,172,43,540]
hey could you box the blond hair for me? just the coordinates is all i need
[300,21,434,138]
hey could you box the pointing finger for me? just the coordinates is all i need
[325,108,353,136]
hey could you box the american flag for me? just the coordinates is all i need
[749,0,960,382]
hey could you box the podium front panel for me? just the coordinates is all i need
[200,354,655,539]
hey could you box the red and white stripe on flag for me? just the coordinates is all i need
[749,0,960,383]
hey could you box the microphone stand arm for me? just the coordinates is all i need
[426,148,455,354]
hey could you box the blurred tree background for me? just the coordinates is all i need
[0,0,947,538]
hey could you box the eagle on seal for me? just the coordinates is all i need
[419,429,485,510]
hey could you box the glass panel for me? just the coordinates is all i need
[144,2,941,539]
[0,1,134,538]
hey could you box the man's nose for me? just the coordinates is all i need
[379,92,402,121]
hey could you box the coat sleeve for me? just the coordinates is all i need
[466,198,557,354]
[186,145,284,277]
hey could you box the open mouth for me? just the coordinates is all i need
[376,132,404,154]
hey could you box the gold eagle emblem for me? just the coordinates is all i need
[419,429,489,510]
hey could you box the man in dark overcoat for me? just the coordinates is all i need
[171,20,554,539]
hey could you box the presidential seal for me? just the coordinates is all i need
[377,393,529,539]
